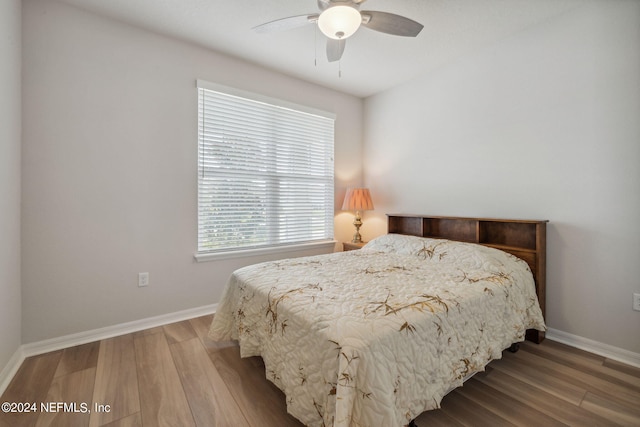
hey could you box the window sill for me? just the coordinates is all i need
[194,240,337,263]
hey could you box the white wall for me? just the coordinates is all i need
[363,1,640,353]
[21,0,363,343]
[0,0,22,374]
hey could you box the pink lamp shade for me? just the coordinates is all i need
[342,188,374,212]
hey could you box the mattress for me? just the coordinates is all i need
[209,234,546,427]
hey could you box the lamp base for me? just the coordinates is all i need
[351,211,363,243]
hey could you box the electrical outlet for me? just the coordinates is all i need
[138,272,149,287]
[634,293,640,312]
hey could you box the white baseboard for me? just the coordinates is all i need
[546,328,640,369]
[0,304,217,397]
[0,346,25,398]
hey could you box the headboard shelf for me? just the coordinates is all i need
[387,214,548,343]
[482,243,536,253]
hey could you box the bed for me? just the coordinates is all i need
[209,215,547,427]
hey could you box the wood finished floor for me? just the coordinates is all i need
[1,315,639,427]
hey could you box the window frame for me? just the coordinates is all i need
[194,80,336,261]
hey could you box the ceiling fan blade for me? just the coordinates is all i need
[252,14,318,33]
[361,11,424,37]
[326,38,346,62]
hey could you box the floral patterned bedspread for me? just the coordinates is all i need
[209,234,545,427]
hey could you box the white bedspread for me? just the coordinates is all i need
[209,234,545,427]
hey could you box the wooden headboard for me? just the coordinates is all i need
[387,214,548,343]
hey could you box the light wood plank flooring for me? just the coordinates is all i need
[1,315,639,427]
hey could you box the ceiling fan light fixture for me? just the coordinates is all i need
[318,5,362,40]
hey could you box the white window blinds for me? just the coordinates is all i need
[197,81,335,254]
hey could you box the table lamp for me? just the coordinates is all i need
[341,188,374,243]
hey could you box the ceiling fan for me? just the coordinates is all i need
[253,0,424,62]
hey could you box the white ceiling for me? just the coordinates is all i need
[56,0,584,98]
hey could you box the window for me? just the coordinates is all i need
[196,80,335,256]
